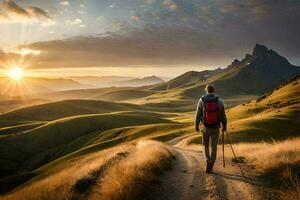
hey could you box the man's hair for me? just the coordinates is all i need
[205,84,215,93]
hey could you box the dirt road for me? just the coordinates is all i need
[142,147,277,200]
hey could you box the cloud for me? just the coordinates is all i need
[26,6,52,20]
[0,0,53,23]
[60,1,70,6]
[68,18,82,25]
[16,26,245,68]
[109,2,116,8]
[163,0,177,11]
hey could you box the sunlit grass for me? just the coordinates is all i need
[0,140,174,200]
[234,137,300,176]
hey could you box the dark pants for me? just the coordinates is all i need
[201,126,220,168]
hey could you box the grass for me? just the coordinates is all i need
[0,111,171,180]
[0,71,299,199]
[281,174,300,200]
[233,137,300,178]
[0,122,45,135]
[0,140,174,200]
[89,140,174,200]
[0,99,143,121]
[224,75,300,143]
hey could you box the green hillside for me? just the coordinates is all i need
[0,99,143,121]
[225,75,300,142]
[0,111,172,178]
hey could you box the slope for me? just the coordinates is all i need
[225,74,300,142]
[0,111,172,179]
[0,99,144,121]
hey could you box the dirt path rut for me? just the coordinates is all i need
[142,147,276,200]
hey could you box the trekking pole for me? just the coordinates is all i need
[225,131,246,178]
[222,130,225,168]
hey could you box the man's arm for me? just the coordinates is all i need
[218,98,227,131]
[195,98,203,131]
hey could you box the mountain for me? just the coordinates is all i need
[149,68,225,91]
[116,75,165,87]
[31,78,92,91]
[0,77,53,97]
[69,76,133,88]
[70,75,164,88]
[0,77,92,97]
[39,44,300,110]
[149,44,300,97]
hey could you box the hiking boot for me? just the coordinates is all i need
[206,163,211,173]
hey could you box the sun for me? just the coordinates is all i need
[8,67,24,81]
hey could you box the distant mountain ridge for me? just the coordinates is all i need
[150,44,300,97]
[37,44,300,109]
[116,75,164,87]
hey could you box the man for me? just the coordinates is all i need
[195,84,227,173]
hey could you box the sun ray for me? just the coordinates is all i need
[8,67,24,81]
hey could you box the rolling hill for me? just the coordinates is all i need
[0,73,299,198]
[69,75,134,87]
[0,99,143,121]
[30,78,92,91]
[116,75,164,87]
[180,74,300,146]
[0,77,92,98]
[69,75,164,88]
[225,74,300,142]
[0,44,299,199]
[42,44,300,109]
[0,111,173,178]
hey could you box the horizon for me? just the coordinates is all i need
[1,1,300,199]
[1,0,300,79]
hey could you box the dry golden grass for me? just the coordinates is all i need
[0,140,173,200]
[0,143,133,200]
[232,137,300,200]
[281,174,300,200]
[90,140,174,200]
[233,137,300,176]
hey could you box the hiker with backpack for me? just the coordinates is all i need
[195,84,227,173]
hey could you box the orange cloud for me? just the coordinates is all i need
[0,0,52,23]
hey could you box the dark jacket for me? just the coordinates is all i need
[195,93,227,128]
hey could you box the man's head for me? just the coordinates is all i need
[205,84,215,94]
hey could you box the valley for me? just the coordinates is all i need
[0,44,299,200]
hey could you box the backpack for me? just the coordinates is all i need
[202,96,219,127]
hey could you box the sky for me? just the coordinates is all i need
[0,0,300,77]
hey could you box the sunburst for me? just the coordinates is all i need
[8,67,24,81]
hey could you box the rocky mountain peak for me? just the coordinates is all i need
[252,43,269,57]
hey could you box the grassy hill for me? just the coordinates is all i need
[0,44,299,198]
[0,99,144,121]
[225,75,300,142]
[0,74,299,198]
[0,111,173,178]
[172,74,300,147]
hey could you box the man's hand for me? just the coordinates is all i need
[195,126,200,132]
